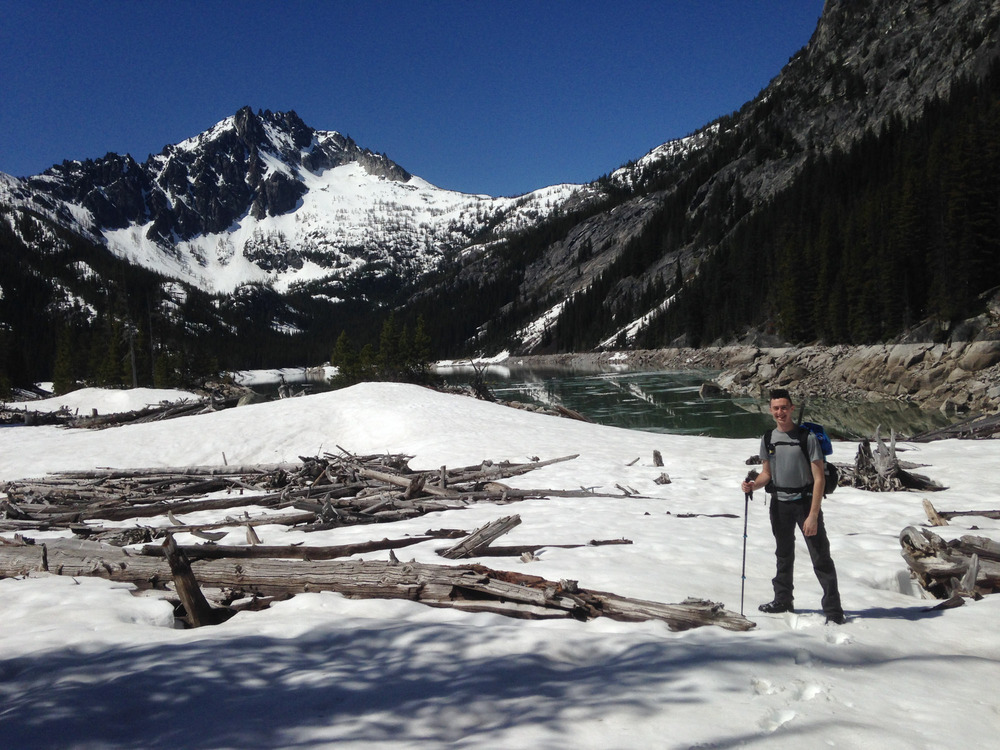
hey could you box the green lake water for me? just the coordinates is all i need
[434,364,956,440]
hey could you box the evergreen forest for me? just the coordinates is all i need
[565,63,1000,350]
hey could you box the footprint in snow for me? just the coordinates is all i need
[793,648,813,666]
[826,629,852,646]
[760,708,797,733]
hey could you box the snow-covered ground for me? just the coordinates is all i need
[1,383,997,749]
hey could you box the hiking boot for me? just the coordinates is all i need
[758,600,794,614]
[825,612,847,625]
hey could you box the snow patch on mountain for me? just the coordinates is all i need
[4,104,605,309]
[611,125,719,189]
[516,297,571,353]
[101,161,593,294]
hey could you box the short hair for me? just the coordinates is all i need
[769,388,793,404]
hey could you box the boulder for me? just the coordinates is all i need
[957,340,1000,372]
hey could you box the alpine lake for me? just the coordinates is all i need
[431,362,958,441]
[274,361,957,441]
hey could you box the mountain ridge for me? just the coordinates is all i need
[4,106,595,295]
[1,0,998,391]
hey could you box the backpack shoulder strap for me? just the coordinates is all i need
[763,429,779,461]
[795,425,811,463]
[797,424,830,465]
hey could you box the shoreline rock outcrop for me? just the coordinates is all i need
[505,338,1000,418]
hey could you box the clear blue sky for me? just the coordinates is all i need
[1,1,824,197]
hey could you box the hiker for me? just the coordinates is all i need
[740,388,846,624]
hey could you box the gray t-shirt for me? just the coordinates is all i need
[760,426,823,502]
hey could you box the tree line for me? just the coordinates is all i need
[329,312,433,387]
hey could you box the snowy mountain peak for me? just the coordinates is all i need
[8,107,591,296]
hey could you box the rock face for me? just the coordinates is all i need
[711,292,1000,415]
[713,341,1000,416]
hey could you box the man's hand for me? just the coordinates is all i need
[803,513,819,536]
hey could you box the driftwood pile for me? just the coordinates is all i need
[0,451,754,632]
[0,379,265,427]
[0,396,241,428]
[65,397,244,429]
[0,451,597,538]
[897,499,1000,608]
[900,525,1000,603]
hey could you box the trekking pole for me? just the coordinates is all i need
[741,468,759,616]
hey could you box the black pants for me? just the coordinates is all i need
[769,497,842,616]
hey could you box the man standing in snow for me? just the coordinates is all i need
[741,389,845,624]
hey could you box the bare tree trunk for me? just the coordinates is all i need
[162,533,232,627]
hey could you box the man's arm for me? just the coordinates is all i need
[803,459,824,536]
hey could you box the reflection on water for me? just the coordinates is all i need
[435,364,956,440]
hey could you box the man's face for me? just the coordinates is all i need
[769,397,795,427]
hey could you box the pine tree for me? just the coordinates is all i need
[330,330,360,386]
[52,327,77,395]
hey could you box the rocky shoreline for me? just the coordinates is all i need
[505,338,1000,418]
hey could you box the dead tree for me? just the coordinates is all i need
[840,428,945,492]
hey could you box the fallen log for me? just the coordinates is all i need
[899,526,1000,598]
[0,538,754,631]
[922,500,1000,524]
[466,538,633,557]
[73,489,291,522]
[65,397,246,430]
[162,533,233,627]
[439,515,522,559]
[910,412,1000,441]
[49,463,299,479]
[67,511,319,541]
[434,514,631,558]
[138,536,433,560]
